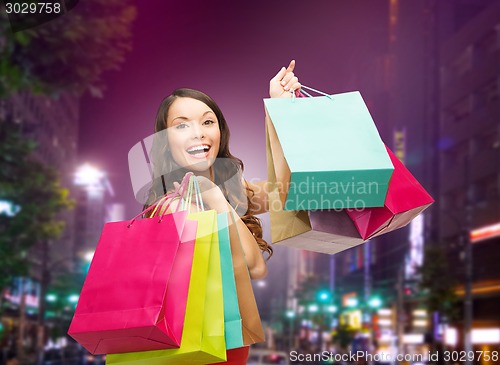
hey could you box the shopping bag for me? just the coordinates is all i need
[107,207,226,364]
[228,211,266,344]
[346,145,434,239]
[67,208,193,354]
[264,86,393,210]
[217,213,244,350]
[266,118,367,254]
[212,346,250,365]
[68,175,195,354]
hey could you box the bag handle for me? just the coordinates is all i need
[182,175,205,213]
[293,84,333,100]
[129,172,193,226]
[151,172,193,218]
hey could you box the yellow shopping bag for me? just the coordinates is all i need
[107,209,226,365]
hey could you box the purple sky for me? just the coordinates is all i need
[79,0,388,216]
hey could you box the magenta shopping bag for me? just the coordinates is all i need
[346,146,434,239]
[68,204,195,354]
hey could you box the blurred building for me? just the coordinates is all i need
[438,0,500,350]
[314,0,500,356]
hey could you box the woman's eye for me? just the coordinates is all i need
[203,120,215,125]
[175,123,188,129]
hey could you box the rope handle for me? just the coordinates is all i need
[151,172,193,217]
[128,172,193,227]
[293,84,333,101]
[182,175,206,213]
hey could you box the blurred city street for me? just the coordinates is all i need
[1,1,500,364]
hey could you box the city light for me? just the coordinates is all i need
[46,294,57,302]
[368,296,382,308]
[84,250,95,262]
[413,309,427,317]
[308,304,319,313]
[286,310,296,319]
[470,222,500,243]
[445,327,458,347]
[327,305,337,313]
[378,308,392,316]
[0,200,21,216]
[68,294,79,303]
[317,289,331,303]
[74,164,105,190]
[346,297,358,308]
[403,334,424,344]
[378,318,392,326]
[471,328,500,344]
[256,280,267,288]
[412,319,428,327]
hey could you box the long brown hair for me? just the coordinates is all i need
[145,88,272,259]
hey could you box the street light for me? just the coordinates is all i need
[68,294,79,304]
[308,304,319,313]
[83,250,95,263]
[327,305,338,313]
[74,164,106,190]
[346,297,358,308]
[317,289,331,303]
[368,296,383,309]
[45,294,57,303]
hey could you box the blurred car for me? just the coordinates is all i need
[248,349,290,365]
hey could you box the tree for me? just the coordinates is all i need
[0,0,136,97]
[0,121,74,295]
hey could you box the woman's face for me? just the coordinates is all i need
[166,97,221,174]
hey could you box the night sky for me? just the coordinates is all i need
[79,0,389,219]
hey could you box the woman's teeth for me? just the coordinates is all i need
[187,145,210,155]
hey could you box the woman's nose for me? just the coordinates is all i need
[191,123,204,139]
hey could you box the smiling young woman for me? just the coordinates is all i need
[145,61,301,280]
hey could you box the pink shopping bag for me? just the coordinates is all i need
[68,179,196,354]
[346,145,434,239]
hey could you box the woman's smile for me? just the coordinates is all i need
[186,143,212,159]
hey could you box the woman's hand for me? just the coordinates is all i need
[269,60,301,98]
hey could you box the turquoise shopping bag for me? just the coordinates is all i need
[217,213,244,350]
[264,87,394,210]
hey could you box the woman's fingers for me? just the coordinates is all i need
[284,76,299,91]
[280,71,294,87]
[271,66,287,83]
